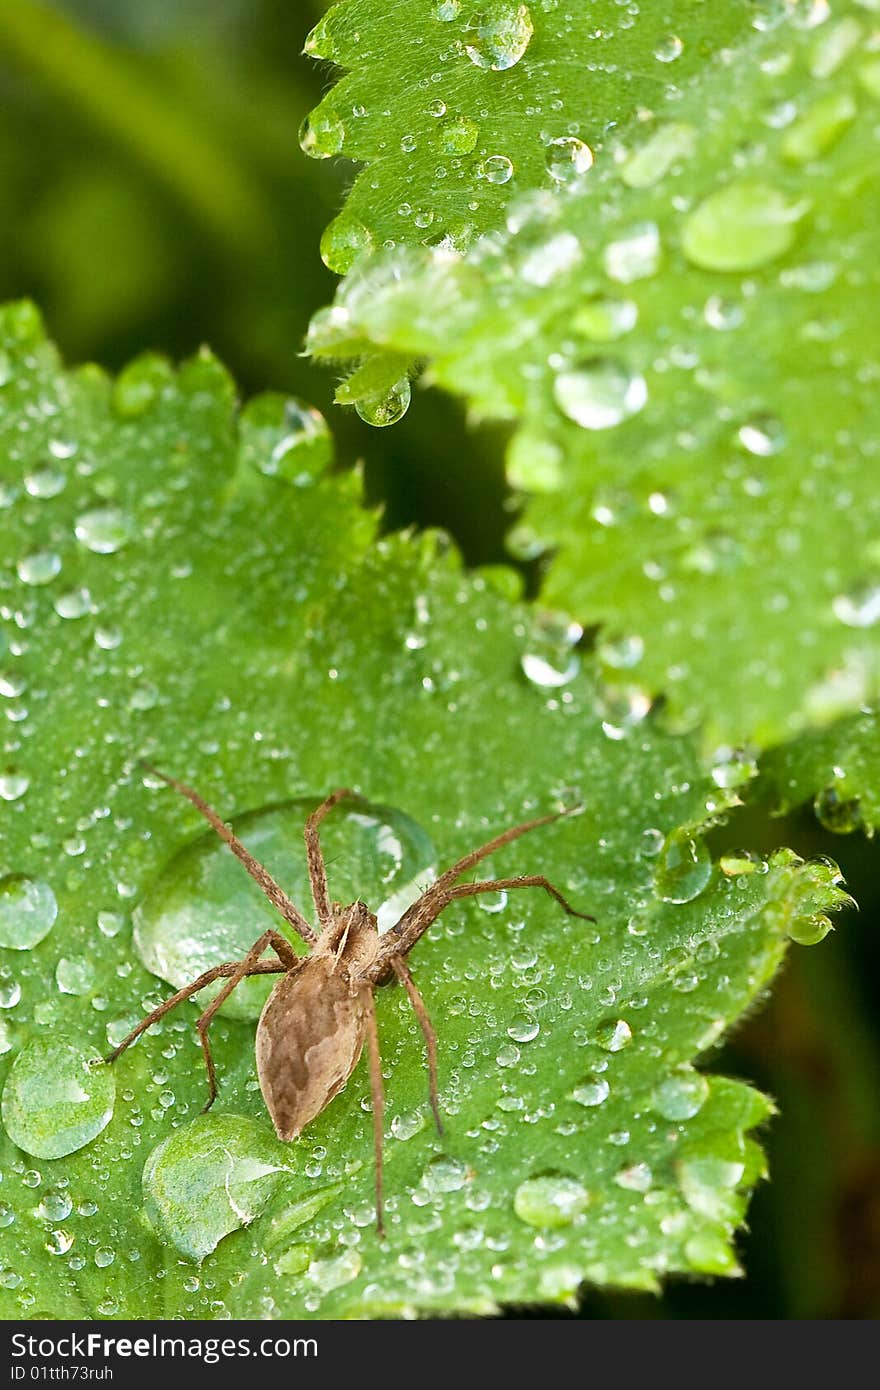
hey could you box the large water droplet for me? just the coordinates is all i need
[622,123,696,189]
[240,394,332,485]
[520,610,582,688]
[0,770,29,803]
[1,1038,114,1159]
[355,377,411,428]
[308,1249,362,1292]
[514,1172,590,1228]
[16,552,61,586]
[653,829,712,904]
[814,785,863,834]
[571,1075,610,1107]
[682,181,810,271]
[545,137,593,183]
[832,581,880,628]
[298,111,345,159]
[74,507,134,555]
[464,4,533,71]
[440,114,480,155]
[143,1113,289,1261]
[134,796,434,1020]
[603,223,661,283]
[595,1019,632,1053]
[652,1068,710,1120]
[478,154,515,185]
[554,358,647,430]
[420,1154,469,1194]
[0,875,57,950]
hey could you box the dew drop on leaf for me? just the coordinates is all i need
[832,581,880,629]
[653,829,712,904]
[74,507,134,555]
[0,875,57,950]
[513,1173,590,1228]
[682,181,810,272]
[464,4,533,72]
[355,376,412,427]
[16,551,61,586]
[143,1113,289,1262]
[1,1037,114,1159]
[571,1075,610,1108]
[622,122,696,189]
[595,1019,632,1053]
[0,771,29,803]
[440,114,480,155]
[652,1068,710,1121]
[520,610,582,688]
[544,137,593,183]
[478,154,515,185]
[553,358,648,431]
[420,1154,469,1194]
[240,394,333,485]
[603,222,661,283]
[813,785,863,834]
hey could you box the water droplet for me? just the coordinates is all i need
[0,967,21,1009]
[520,610,582,688]
[652,1068,710,1120]
[74,507,134,555]
[709,747,759,790]
[440,115,480,155]
[737,414,787,456]
[143,1113,289,1261]
[308,1249,362,1292]
[595,1019,632,1053]
[507,430,563,491]
[319,214,374,275]
[573,297,638,342]
[16,552,61,586]
[678,1155,745,1221]
[640,827,665,858]
[571,1075,610,1107]
[782,92,856,164]
[514,1172,590,1228]
[832,581,880,629]
[0,875,57,949]
[37,1189,73,1222]
[420,1154,469,1194]
[0,1037,114,1159]
[654,34,684,62]
[464,4,533,71]
[704,295,745,331]
[622,122,696,189]
[507,1013,539,1043]
[682,181,810,272]
[241,394,332,485]
[391,1110,427,1142]
[56,956,97,995]
[615,1162,653,1192]
[545,137,593,183]
[134,797,434,1020]
[24,467,66,499]
[520,233,582,288]
[554,358,647,430]
[653,829,712,904]
[0,771,29,803]
[787,912,833,946]
[94,1247,115,1268]
[355,377,411,427]
[814,785,863,834]
[596,631,644,670]
[53,587,91,620]
[298,111,345,159]
[45,1229,74,1256]
[603,222,661,283]
[478,154,515,185]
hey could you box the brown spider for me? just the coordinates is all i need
[106,768,594,1234]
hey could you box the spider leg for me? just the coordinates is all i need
[304,788,358,928]
[141,763,318,946]
[389,957,442,1135]
[362,987,386,1238]
[104,940,292,1065]
[386,807,580,957]
[192,929,302,1111]
[447,875,595,921]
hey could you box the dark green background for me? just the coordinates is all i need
[1,0,877,1320]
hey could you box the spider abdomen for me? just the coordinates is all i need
[255,960,368,1141]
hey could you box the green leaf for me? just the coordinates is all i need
[308,2,880,750]
[0,302,849,1317]
[302,0,759,271]
[759,711,880,836]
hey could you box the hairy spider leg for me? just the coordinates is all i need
[389,957,443,1135]
[140,763,319,946]
[362,988,386,1237]
[303,788,359,927]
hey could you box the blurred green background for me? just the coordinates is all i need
[1,0,877,1320]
